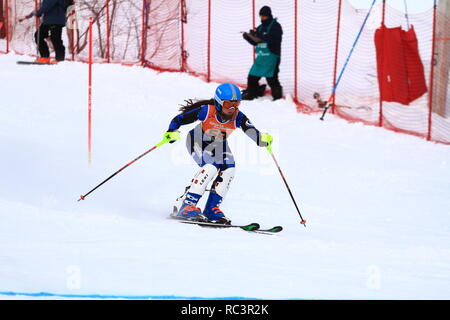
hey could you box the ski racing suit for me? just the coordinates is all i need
[167,104,268,221]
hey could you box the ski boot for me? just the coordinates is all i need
[175,192,207,222]
[203,206,231,225]
[203,192,231,225]
[241,84,266,101]
[36,57,58,64]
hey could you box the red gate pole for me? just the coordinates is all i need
[427,0,437,141]
[106,0,110,63]
[379,0,386,127]
[331,0,342,114]
[88,17,93,164]
[207,0,211,82]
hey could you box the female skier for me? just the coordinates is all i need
[164,83,272,224]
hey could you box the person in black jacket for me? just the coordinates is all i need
[20,0,69,62]
[242,6,283,101]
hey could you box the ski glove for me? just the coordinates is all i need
[260,133,273,153]
[162,131,180,144]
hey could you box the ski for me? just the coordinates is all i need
[171,215,261,232]
[16,61,56,65]
[175,218,282,234]
[257,226,283,233]
[170,207,283,234]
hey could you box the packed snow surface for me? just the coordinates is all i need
[1,54,449,299]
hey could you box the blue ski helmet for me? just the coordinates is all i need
[214,83,241,112]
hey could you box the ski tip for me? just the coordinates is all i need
[268,226,283,233]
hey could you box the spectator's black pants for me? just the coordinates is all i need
[247,57,283,100]
[34,24,65,61]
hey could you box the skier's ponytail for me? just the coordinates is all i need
[179,99,215,114]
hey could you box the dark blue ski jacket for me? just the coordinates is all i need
[36,0,66,26]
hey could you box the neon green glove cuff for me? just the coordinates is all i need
[261,133,273,153]
[159,131,180,146]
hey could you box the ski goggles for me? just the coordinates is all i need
[222,100,241,110]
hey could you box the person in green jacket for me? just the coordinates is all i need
[242,6,283,101]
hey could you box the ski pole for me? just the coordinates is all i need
[265,140,307,227]
[320,0,377,121]
[78,134,175,201]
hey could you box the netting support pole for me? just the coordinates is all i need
[180,0,186,72]
[5,0,9,53]
[106,0,110,63]
[207,0,211,82]
[378,0,386,127]
[427,0,437,141]
[35,0,40,57]
[331,0,342,114]
[70,9,75,60]
[294,0,298,102]
[141,0,147,66]
[35,0,39,30]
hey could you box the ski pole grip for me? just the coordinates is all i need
[156,139,168,147]
[261,133,273,154]
[158,131,180,146]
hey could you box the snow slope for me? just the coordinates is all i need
[1,53,450,299]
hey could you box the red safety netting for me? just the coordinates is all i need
[335,1,432,138]
[0,0,9,53]
[1,0,449,145]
